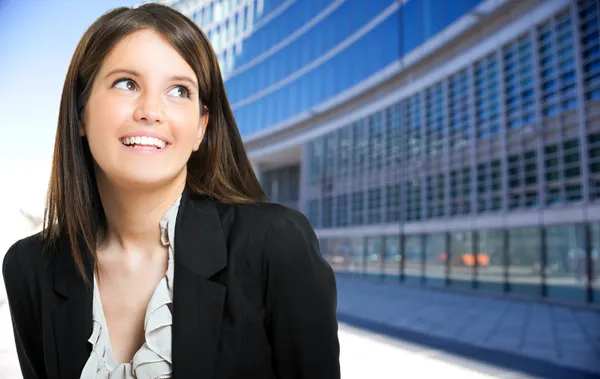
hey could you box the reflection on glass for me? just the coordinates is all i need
[326,237,353,274]
[383,236,401,278]
[365,236,383,276]
[592,223,600,304]
[404,235,423,284]
[508,227,542,296]
[425,233,446,287]
[546,225,587,303]
[449,231,473,289]
[350,237,365,276]
[477,229,505,292]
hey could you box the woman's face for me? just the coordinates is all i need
[82,28,207,190]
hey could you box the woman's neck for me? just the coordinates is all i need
[96,176,186,256]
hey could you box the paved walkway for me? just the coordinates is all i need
[336,275,600,379]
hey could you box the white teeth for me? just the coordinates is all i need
[120,136,167,149]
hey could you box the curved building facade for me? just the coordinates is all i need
[162,0,600,307]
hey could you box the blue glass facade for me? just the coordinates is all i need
[220,0,483,137]
[305,0,600,305]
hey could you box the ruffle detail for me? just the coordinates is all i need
[130,253,174,379]
[80,195,180,379]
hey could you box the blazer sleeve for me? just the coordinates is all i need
[262,208,340,379]
[2,240,46,379]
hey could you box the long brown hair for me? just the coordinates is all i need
[43,3,266,281]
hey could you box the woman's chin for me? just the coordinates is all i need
[103,168,186,191]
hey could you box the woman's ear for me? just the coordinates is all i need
[79,119,86,137]
[192,107,209,151]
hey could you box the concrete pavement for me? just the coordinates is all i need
[336,274,600,378]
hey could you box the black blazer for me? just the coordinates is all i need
[2,189,340,379]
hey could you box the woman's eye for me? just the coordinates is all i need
[114,79,137,91]
[168,86,190,98]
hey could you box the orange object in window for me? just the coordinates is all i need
[461,254,476,267]
[477,253,490,266]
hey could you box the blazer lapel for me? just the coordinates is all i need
[52,238,94,379]
[172,189,228,378]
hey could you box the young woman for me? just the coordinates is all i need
[2,3,339,379]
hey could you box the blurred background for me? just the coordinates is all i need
[1,0,600,377]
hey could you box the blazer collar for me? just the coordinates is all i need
[174,187,228,278]
[171,188,228,378]
[51,188,228,378]
[52,236,94,379]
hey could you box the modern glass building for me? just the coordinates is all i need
[159,0,600,307]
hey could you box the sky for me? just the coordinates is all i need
[0,0,146,251]
[0,0,141,219]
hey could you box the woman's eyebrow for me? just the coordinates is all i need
[170,75,198,90]
[104,68,198,89]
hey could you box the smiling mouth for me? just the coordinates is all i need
[119,136,169,150]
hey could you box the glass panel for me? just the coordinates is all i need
[383,236,401,279]
[350,236,364,276]
[449,231,474,289]
[592,223,600,304]
[477,229,505,292]
[422,0,445,39]
[508,227,542,297]
[365,236,383,276]
[546,225,587,303]
[404,235,423,284]
[401,0,423,54]
[425,233,446,287]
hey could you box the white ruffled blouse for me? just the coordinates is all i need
[80,196,181,379]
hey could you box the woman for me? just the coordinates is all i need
[2,3,339,379]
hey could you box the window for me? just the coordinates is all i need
[337,127,351,178]
[426,174,445,218]
[578,0,600,100]
[546,225,587,303]
[477,229,505,293]
[367,188,382,224]
[508,150,539,209]
[368,113,385,171]
[336,194,348,227]
[448,69,471,151]
[404,95,422,161]
[545,139,582,205]
[404,235,423,283]
[309,140,324,185]
[386,104,402,164]
[425,233,446,287]
[425,82,445,156]
[322,197,332,228]
[508,227,542,297]
[503,35,535,129]
[308,199,320,228]
[351,191,364,226]
[589,133,600,201]
[538,12,578,117]
[386,184,401,222]
[406,179,422,221]
[353,121,368,174]
[477,160,502,213]
[323,134,336,192]
[449,231,473,289]
[448,69,472,216]
[450,168,471,215]
[474,53,500,138]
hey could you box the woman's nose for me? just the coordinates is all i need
[133,93,164,124]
